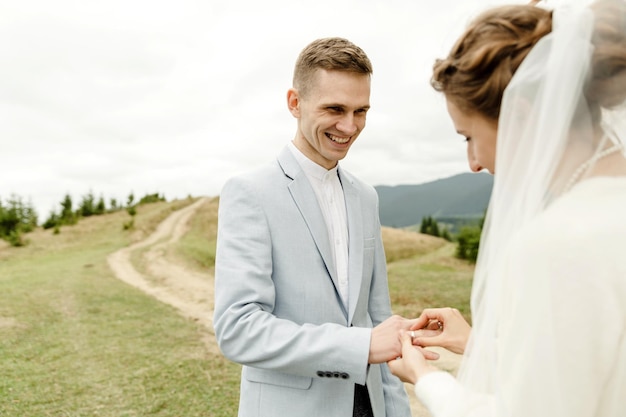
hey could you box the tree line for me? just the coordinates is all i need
[4,192,484,261]
[0,192,165,247]
[419,213,485,262]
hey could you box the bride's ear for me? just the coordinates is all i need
[497,93,534,142]
[505,94,533,126]
[287,88,300,118]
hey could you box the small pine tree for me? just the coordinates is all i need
[79,191,96,217]
[454,211,486,262]
[22,204,38,233]
[127,192,135,208]
[419,216,430,234]
[419,215,441,238]
[0,195,38,246]
[0,198,19,238]
[431,220,440,237]
[456,226,482,262]
[109,198,118,212]
[95,195,106,215]
[43,211,60,230]
[60,194,76,225]
[123,192,137,230]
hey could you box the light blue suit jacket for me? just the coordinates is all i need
[213,146,411,417]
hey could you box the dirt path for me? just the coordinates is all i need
[106,197,218,352]
[106,197,461,416]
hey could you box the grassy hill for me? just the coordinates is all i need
[0,198,238,417]
[0,197,474,415]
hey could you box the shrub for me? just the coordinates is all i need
[455,226,482,262]
[0,195,38,246]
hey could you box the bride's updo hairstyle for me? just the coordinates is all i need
[432,0,626,122]
[431,5,551,121]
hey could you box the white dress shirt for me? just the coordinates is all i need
[288,142,350,308]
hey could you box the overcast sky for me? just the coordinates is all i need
[1,0,519,218]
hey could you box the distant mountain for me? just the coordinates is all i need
[375,172,493,229]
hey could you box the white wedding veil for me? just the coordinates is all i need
[445,0,626,416]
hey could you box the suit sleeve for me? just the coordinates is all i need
[213,176,372,383]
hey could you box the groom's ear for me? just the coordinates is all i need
[287,88,301,118]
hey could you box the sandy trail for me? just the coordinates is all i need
[105,197,461,416]
[106,197,217,351]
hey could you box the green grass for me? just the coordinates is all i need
[0,197,473,415]
[387,243,474,322]
[0,200,239,417]
[174,197,219,272]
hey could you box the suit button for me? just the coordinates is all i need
[317,371,325,377]
[324,371,333,378]
[340,372,349,379]
[333,372,340,378]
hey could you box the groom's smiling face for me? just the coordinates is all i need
[288,69,371,170]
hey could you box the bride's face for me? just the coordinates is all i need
[446,98,498,174]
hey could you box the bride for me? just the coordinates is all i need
[388,0,626,416]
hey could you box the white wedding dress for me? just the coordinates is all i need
[415,177,626,417]
[413,0,626,415]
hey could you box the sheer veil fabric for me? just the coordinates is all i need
[445,0,626,416]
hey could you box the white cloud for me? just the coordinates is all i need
[0,0,519,218]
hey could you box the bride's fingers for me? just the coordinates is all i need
[400,330,413,346]
[410,329,441,342]
[426,319,443,331]
[414,334,445,348]
[410,309,447,331]
[419,347,440,360]
[406,330,440,360]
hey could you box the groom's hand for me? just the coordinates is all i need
[368,315,415,363]
[387,330,439,384]
[368,315,440,364]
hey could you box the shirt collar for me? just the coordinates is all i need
[288,141,339,182]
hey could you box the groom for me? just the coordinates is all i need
[213,37,414,417]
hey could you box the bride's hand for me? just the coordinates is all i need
[387,330,438,384]
[409,307,471,355]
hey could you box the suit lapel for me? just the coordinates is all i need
[278,147,341,299]
[340,168,364,324]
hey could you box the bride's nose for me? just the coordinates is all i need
[467,146,483,172]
